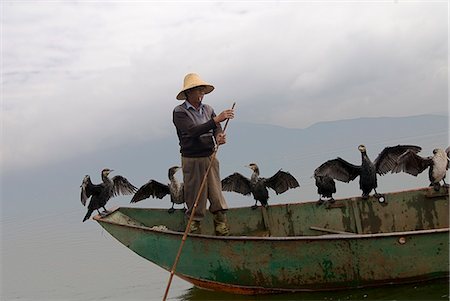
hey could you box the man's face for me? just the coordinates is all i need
[186,86,206,103]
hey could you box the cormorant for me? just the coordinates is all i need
[81,168,137,222]
[130,166,185,213]
[313,144,422,201]
[392,147,450,191]
[221,163,300,209]
[313,174,337,204]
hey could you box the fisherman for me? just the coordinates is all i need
[172,73,234,236]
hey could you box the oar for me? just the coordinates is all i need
[163,102,235,301]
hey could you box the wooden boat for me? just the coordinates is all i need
[94,186,449,294]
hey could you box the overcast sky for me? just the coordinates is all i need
[2,1,448,172]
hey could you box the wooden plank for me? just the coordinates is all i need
[261,206,272,236]
[310,226,356,235]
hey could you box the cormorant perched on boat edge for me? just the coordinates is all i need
[130,166,185,213]
[392,147,450,191]
[221,163,300,209]
[314,144,422,203]
[81,168,137,222]
[313,174,336,205]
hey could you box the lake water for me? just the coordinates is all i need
[1,205,448,301]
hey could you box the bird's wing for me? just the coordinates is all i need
[221,173,252,195]
[446,146,450,170]
[80,176,102,206]
[391,150,432,176]
[80,176,90,206]
[264,170,300,195]
[111,175,138,197]
[130,180,170,203]
[374,144,422,175]
[314,158,361,183]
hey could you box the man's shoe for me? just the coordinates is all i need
[213,211,230,236]
[189,220,201,234]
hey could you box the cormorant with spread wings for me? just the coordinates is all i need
[221,163,300,209]
[314,144,422,201]
[80,168,137,222]
[131,166,185,213]
[392,147,450,191]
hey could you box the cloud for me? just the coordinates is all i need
[2,2,448,171]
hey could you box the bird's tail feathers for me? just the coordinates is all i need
[82,209,94,222]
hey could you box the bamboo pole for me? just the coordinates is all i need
[162,102,235,301]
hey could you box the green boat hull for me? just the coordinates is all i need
[95,186,449,294]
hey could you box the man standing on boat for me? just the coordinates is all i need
[173,73,234,236]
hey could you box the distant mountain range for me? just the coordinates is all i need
[2,114,448,219]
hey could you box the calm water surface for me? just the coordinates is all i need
[1,207,448,301]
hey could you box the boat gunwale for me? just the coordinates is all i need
[107,186,445,213]
[94,208,449,241]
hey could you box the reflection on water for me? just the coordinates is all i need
[177,278,449,301]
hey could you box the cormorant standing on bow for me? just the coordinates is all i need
[81,168,137,222]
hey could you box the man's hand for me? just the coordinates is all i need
[214,109,234,123]
[216,133,227,145]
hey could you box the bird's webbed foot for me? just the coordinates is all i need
[317,196,335,206]
[99,210,110,217]
[250,204,259,210]
[250,201,260,210]
[167,207,175,214]
[432,183,441,192]
[316,198,325,206]
[376,194,386,203]
[374,192,385,203]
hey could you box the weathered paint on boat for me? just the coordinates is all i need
[94,186,449,294]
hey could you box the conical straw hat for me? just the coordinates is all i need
[176,73,214,100]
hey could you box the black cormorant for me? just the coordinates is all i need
[221,163,300,209]
[313,174,337,204]
[314,144,422,201]
[392,147,450,191]
[130,166,185,213]
[81,168,137,222]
